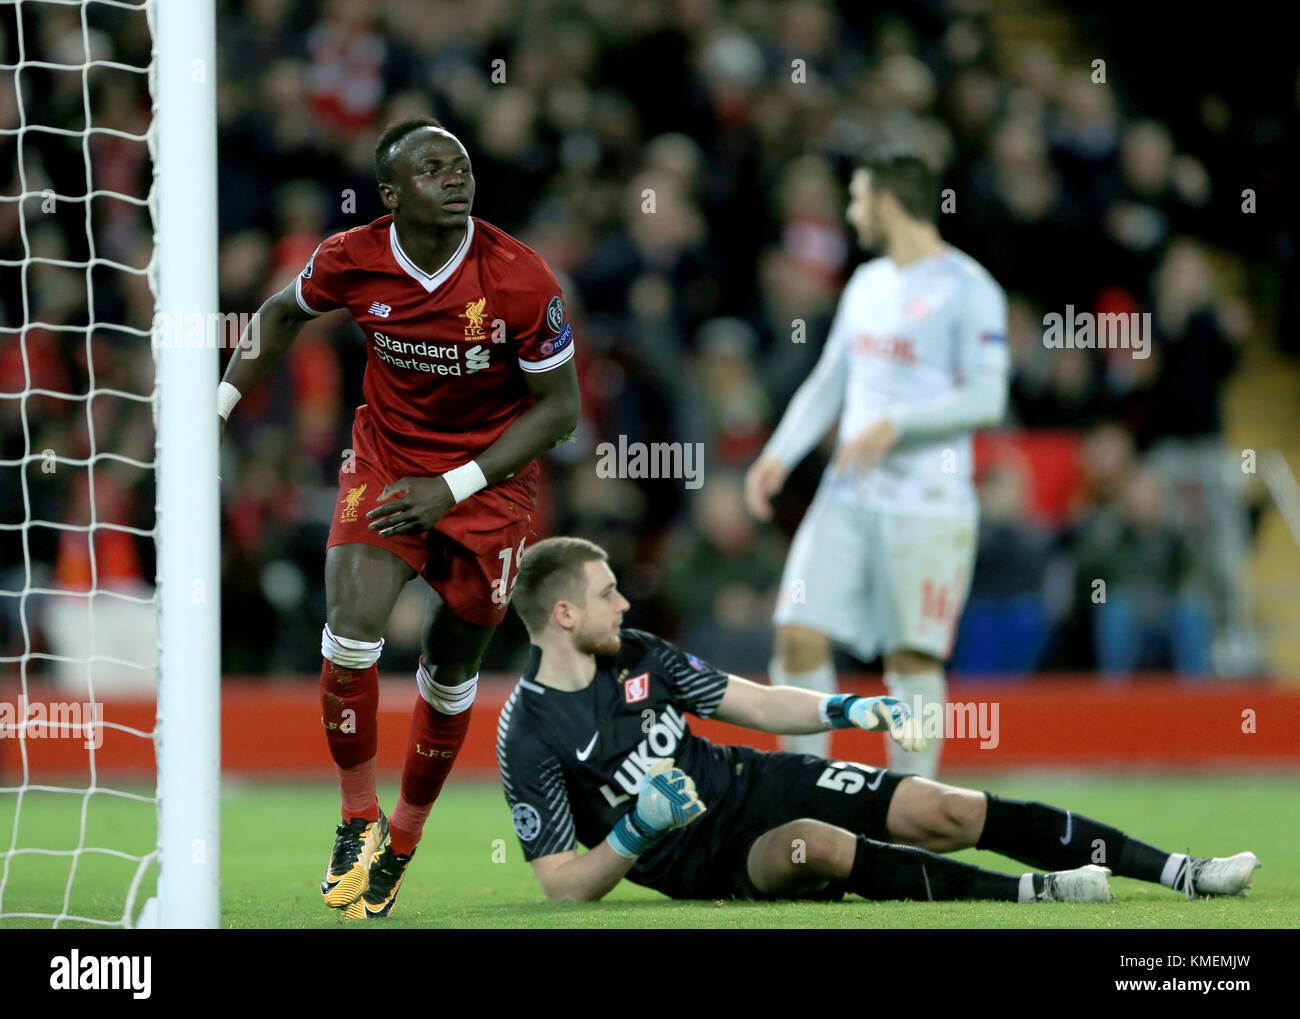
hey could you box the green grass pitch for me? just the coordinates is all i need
[1,774,1296,928]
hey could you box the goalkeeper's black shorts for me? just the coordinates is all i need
[630,746,909,901]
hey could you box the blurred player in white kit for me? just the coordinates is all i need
[745,151,1010,778]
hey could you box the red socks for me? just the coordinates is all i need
[320,641,476,849]
[320,657,380,822]
[388,663,477,855]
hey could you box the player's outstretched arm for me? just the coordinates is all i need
[217,280,317,435]
[529,759,705,902]
[714,674,926,751]
[714,673,830,733]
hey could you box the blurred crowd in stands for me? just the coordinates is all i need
[2,0,1295,685]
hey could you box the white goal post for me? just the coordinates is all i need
[144,0,220,929]
[0,0,220,930]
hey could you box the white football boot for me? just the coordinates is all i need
[1037,864,1115,903]
[1177,852,1261,898]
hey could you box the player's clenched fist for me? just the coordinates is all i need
[366,476,455,537]
[821,693,928,753]
[607,758,706,859]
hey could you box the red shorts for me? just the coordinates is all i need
[326,419,540,627]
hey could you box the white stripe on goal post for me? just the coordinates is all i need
[145,0,221,929]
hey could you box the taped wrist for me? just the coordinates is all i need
[819,693,860,729]
[217,381,241,420]
[607,809,664,860]
[443,460,487,503]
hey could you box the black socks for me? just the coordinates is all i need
[977,793,1170,882]
[849,835,1031,902]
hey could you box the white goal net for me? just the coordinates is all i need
[0,0,219,929]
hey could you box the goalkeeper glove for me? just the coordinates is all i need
[607,758,706,859]
[820,694,927,752]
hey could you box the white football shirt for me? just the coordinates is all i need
[764,244,1009,515]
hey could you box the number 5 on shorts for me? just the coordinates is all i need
[815,760,870,794]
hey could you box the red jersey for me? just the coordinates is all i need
[295,215,574,475]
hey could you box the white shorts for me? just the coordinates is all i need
[772,481,977,662]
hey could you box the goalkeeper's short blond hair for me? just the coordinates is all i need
[510,537,609,636]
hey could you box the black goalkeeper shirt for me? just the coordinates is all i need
[496,629,738,888]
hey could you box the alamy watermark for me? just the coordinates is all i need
[907,696,1000,749]
[1043,306,1150,359]
[595,436,705,490]
[152,307,259,358]
[50,950,151,999]
[0,696,103,749]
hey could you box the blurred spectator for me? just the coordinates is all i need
[1076,423,1138,511]
[961,115,1078,306]
[1006,293,1109,429]
[750,246,839,410]
[955,462,1053,675]
[1136,239,1250,665]
[1047,72,1120,222]
[1098,122,1212,297]
[306,0,405,141]
[1134,239,1242,446]
[660,473,784,671]
[1074,468,1213,677]
[972,462,1050,605]
[679,318,770,468]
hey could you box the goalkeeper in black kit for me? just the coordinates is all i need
[495,537,1260,905]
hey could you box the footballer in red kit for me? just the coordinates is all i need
[301,208,572,623]
[219,118,580,919]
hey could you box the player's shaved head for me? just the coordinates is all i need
[374,117,455,185]
[511,537,610,636]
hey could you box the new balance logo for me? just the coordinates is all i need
[368,302,392,318]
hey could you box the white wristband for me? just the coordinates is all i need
[217,381,242,420]
[443,460,488,503]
